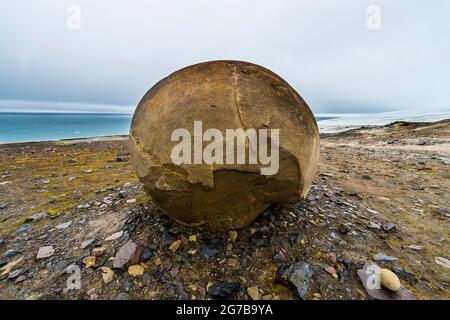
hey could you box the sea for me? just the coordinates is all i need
[0,110,449,144]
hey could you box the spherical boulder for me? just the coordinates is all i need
[129,60,319,231]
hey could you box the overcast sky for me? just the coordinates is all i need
[0,0,449,113]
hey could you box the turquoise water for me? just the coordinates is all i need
[0,113,133,144]
[0,112,333,144]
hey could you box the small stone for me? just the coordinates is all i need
[82,256,96,268]
[229,231,238,242]
[367,222,382,231]
[55,221,72,230]
[324,266,338,278]
[92,247,106,257]
[325,252,337,265]
[169,240,182,253]
[153,257,162,266]
[140,248,154,262]
[362,175,371,180]
[25,211,48,222]
[200,244,219,258]
[0,256,23,275]
[3,249,21,258]
[14,275,27,283]
[16,224,34,234]
[227,258,240,269]
[112,240,138,269]
[81,239,94,249]
[338,223,351,234]
[8,268,23,279]
[207,282,240,298]
[407,245,423,251]
[247,287,260,300]
[435,257,450,269]
[100,267,114,284]
[382,223,397,232]
[379,268,401,291]
[128,264,144,277]
[283,261,314,299]
[116,292,129,300]
[373,253,398,262]
[188,235,197,242]
[126,199,136,204]
[36,246,54,259]
[105,231,124,241]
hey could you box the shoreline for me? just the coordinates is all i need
[1,119,449,146]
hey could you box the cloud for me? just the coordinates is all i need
[0,0,449,113]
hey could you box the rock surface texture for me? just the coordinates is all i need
[129,60,320,230]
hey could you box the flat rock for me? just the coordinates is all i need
[36,246,55,259]
[112,240,142,269]
[373,253,398,262]
[282,261,314,299]
[105,231,123,242]
[55,221,72,230]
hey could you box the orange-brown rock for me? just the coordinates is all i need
[129,60,319,230]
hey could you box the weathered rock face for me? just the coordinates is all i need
[129,60,319,231]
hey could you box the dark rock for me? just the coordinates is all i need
[207,282,240,298]
[393,266,417,284]
[281,261,314,299]
[362,175,372,180]
[3,249,22,258]
[273,252,287,263]
[200,244,219,258]
[8,269,23,280]
[140,248,154,262]
[338,223,351,235]
[382,223,397,232]
[15,224,34,234]
[25,211,48,222]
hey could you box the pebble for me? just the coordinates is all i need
[283,261,314,299]
[8,268,23,279]
[80,239,94,249]
[169,240,181,253]
[36,246,55,259]
[247,287,260,300]
[82,256,96,268]
[139,248,153,262]
[126,199,136,204]
[115,292,130,300]
[324,265,338,278]
[105,231,124,241]
[207,282,240,298]
[55,221,72,230]
[338,223,351,234]
[25,211,48,222]
[3,249,22,259]
[325,252,337,265]
[379,268,401,291]
[435,257,450,269]
[112,240,138,269]
[382,223,397,232]
[373,253,398,262]
[407,244,423,251]
[229,231,238,242]
[100,267,114,284]
[92,247,106,257]
[128,264,144,277]
[16,224,34,234]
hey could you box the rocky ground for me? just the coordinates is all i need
[0,120,449,300]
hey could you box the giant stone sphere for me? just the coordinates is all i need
[129,60,320,231]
